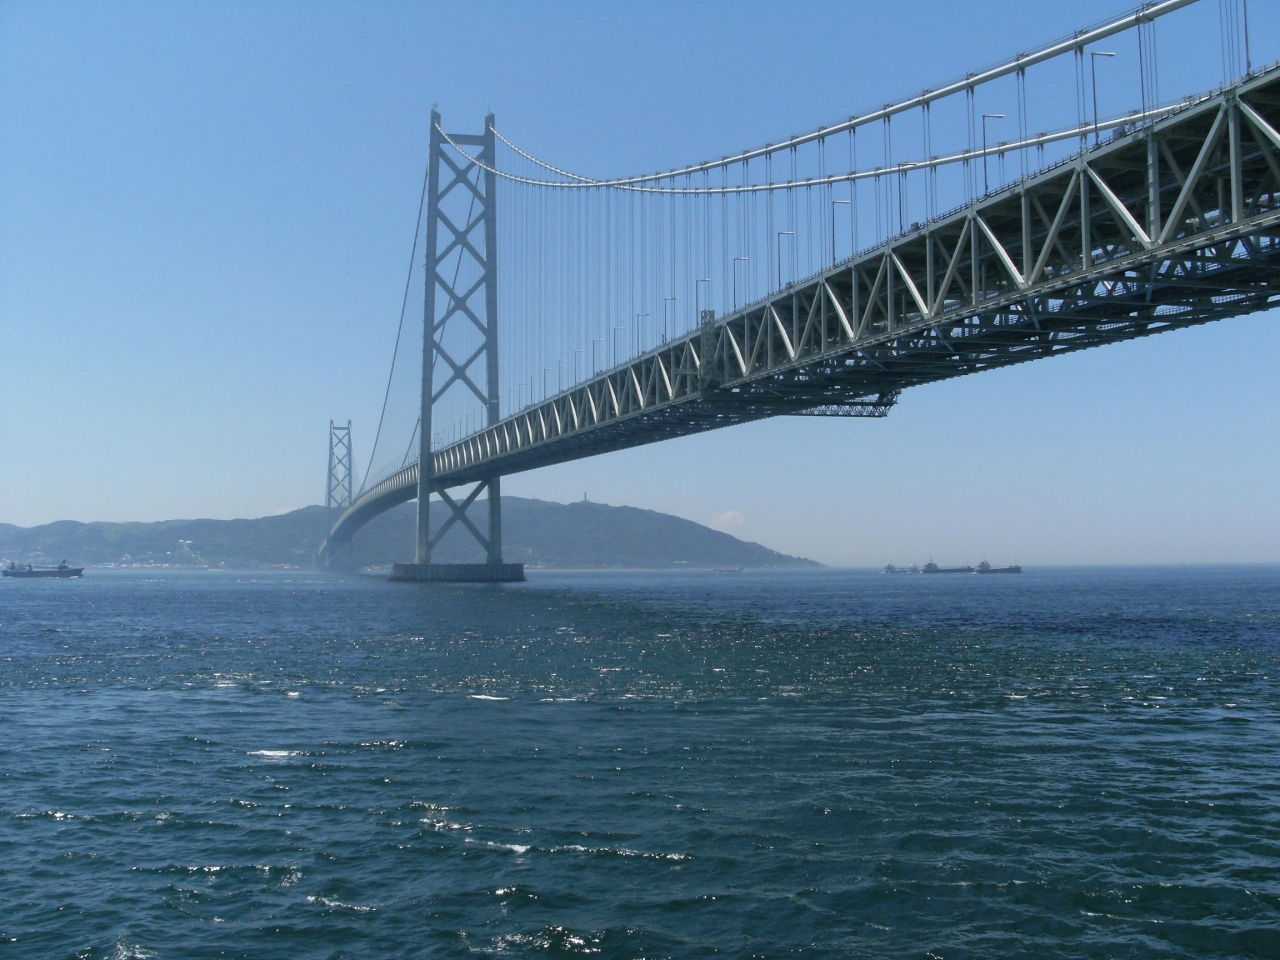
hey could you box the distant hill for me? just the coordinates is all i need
[0,498,818,570]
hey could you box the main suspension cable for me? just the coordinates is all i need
[444,104,1187,196]
[481,0,1196,189]
[360,157,430,495]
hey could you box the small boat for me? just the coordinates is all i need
[976,561,1021,574]
[921,561,974,574]
[3,561,84,579]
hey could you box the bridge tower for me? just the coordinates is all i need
[325,420,354,511]
[322,420,355,569]
[392,112,523,582]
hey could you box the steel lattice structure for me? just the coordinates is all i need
[322,49,1280,559]
[413,112,505,567]
[325,420,354,510]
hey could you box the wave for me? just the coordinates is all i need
[246,749,305,760]
[460,837,689,861]
[306,895,375,914]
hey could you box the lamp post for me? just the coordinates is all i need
[592,338,603,375]
[1091,51,1115,146]
[635,313,648,355]
[776,232,794,289]
[981,114,1004,194]
[733,256,749,309]
[663,296,677,343]
[831,200,850,263]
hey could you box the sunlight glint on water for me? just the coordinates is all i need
[2,567,1278,958]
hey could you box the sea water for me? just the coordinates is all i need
[1,567,1278,959]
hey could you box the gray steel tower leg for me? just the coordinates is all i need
[415,115,442,565]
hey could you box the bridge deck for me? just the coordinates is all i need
[328,65,1280,550]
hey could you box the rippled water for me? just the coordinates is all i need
[2,567,1278,958]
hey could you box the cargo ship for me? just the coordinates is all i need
[976,561,1021,574]
[921,561,974,574]
[3,561,84,579]
[886,560,1022,574]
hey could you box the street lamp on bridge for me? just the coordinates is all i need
[776,232,794,289]
[663,296,678,343]
[831,200,850,263]
[982,114,1004,194]
[1091,51,1116,146]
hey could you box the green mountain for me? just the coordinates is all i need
[0,498,818,570]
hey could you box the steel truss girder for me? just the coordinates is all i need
[326,65,1280,551]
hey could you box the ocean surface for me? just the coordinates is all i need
[2,566,1278,959]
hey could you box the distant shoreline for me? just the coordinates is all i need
[0,497,820,571]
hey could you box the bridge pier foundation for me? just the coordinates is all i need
[390,562,525,583]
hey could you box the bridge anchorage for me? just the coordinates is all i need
[320,0,1280,576]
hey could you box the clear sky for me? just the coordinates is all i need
[3,0,1279,566]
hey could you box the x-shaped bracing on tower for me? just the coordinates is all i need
[413,111,504,567]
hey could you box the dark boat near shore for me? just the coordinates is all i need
[3,561,84,579]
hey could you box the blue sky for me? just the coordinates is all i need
[3,0,1279,565]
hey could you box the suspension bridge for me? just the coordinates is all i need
[320,0,1280,580]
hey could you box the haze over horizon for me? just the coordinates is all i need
[5,0,1280,567]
